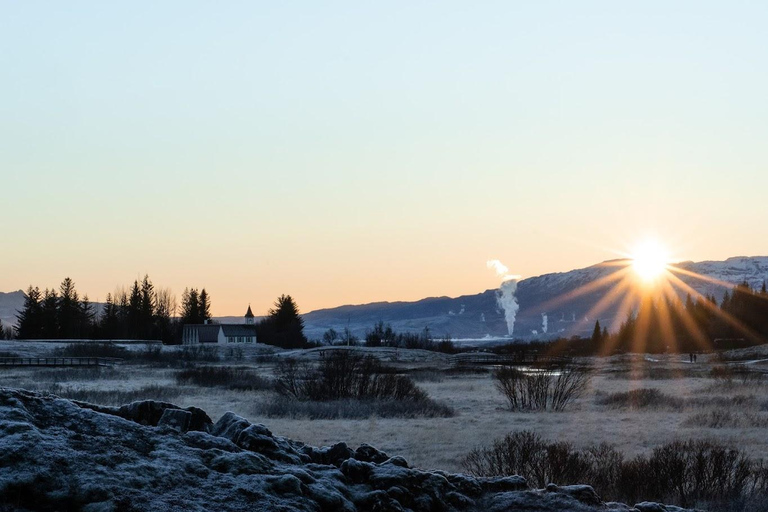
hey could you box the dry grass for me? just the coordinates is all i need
[2,351,768,474]
[41,383,183,405]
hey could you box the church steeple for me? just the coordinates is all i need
[244,305,255,325]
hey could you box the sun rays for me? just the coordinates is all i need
[541,239,764,355]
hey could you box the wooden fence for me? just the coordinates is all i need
[0,357,123,367]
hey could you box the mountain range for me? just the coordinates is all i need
[3,256,768,341]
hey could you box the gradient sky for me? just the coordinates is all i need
[3,2,768,316]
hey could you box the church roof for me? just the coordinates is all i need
[183,324,221,343]
[245,305,255,318]
[221,325,257,337]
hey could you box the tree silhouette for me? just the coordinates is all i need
[591,320,602,346]
[199,289,212,322]
[256,295,307,349]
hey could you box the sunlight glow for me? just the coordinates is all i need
[631,240,670,282]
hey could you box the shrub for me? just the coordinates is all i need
[682,410,768,429]
[175,366,272,391]
[53,343,131,359]
[493,365,590,411]
[177,345,220,362]
[462,432,762,512]
[598,388,684,410]
[710,365,735,380]
[270,351,452,418]
[44,384,181,405]
[275,351,427,402]
[259,396,454,419]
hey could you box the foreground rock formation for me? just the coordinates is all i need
[0,388,696,511]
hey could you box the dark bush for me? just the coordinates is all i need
[260,396,454,419]
[275,351,427,402]
[44,384,181,405]
[493,365,590,411]
[598,388,685,410]
[462,431,763,512]
[53,343,131,359]
[271,351,452,418]
[175,366,272,391]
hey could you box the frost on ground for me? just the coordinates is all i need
[0,388,698,512]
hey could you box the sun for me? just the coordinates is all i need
[631,239,670,282]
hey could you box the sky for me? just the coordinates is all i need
[2,1,768,316]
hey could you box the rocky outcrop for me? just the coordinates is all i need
[0,388,699,512]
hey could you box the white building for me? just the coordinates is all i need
[182,306,257,345]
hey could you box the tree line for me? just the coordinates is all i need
[587,281,768,354]
[319,321,456,353]
[14,276,211,344]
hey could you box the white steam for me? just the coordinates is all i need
[487,260,521,337]
[542,313,548,334]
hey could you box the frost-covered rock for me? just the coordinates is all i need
[0,388,699,512]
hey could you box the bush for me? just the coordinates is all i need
[53,343,131,359]
[44,384,181,406]
[682,410,768,429]
[175,366,272,391]
[259,396,454,419]
[270,351,452,418]
[493,365,590,411]
[275,351,427,402]
[462,431,764,511]
[598,388,684,410]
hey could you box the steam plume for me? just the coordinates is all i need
[487,260,521,336]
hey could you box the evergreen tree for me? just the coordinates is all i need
[199,289,212,323]
[256,295,307,349]
[15,286,42,339]
[41,289,59,338]
[127,280,142,338]
[79,295,94,338]
[590,320,602,345]
[140,275,155,339]
[100,293,120,339]
[58,277,80,338]
[181,288,201,324]
[117,289,129,338]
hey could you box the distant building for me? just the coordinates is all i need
[182,306,257,345]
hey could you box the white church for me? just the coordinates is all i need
[182,306,257,345]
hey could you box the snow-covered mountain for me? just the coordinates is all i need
[301,256,768,341]
[0,291,25,330]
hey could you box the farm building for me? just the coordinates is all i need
[182,306,257,345]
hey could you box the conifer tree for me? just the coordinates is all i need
[128,280,142,338]
[140,275,155,339]
[257,295,307,349]
[199,289,212,323]
[180,288,201,324]
[100,293,120,339]
[15,286,42,339]
[80,295,94,338]
[591,320,602,345]
[58,278,80,338]
[41,289,59,338]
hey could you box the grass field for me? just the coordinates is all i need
[2,341,767,474]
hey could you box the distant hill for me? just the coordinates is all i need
[0,290,25,329]
[4,256,768,341]
[297,256,768,341]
